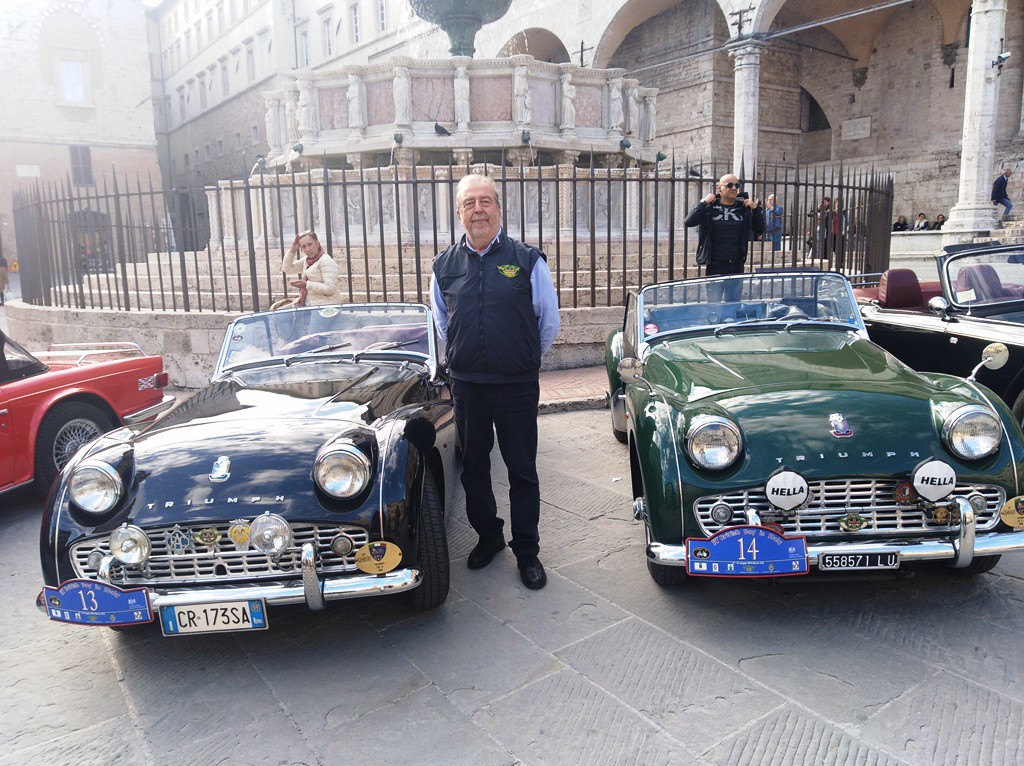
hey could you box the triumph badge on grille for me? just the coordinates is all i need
[829,413,853,438]
[210,456,231,482]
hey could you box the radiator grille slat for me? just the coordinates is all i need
[694,481,1003,538]
[71,522,369,586]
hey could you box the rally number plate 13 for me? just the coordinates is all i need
[160,599,268,636]
[686,526,808,577]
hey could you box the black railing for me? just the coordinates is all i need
[12,156,893,313]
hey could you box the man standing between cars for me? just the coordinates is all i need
[431,173,560,590]
[685,173,765,300]
[992,168,1013,222]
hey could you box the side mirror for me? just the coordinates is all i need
[981,342,1009,371]
[617,357,645,383]
[928,296,949,315]
[967,341,1009,381]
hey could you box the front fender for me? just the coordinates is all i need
[627,385,685,544]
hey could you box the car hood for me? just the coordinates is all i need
[99,362,427,525]
[645,329,989,472]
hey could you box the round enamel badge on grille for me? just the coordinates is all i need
[354,541,402,574]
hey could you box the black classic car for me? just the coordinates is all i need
[859,243,1024,422]
[607,271,1024,586]
[38,303,458,635]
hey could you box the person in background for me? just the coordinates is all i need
[892,215,909,232]
[281,229,341,334]
[0,253,7,306]
[912,213,930,231]
[992,168,1013,221]
[930,214,946,230]
[431,173,560,591]
[764,194,784,251]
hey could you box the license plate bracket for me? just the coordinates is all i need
[159,599,269,636]
[818,552,900,571]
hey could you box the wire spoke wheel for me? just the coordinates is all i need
[52,418,104,470]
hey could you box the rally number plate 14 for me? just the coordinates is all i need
[686,526,809,577]
[159,599,268,636]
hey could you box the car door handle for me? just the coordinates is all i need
[0,409,7,415]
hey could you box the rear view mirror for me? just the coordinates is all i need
[617,358,645,383]
[981,342,1009,371]
[928,296,949,314]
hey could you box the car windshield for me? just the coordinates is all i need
[638,272,864,340]
[216,303,434,376]
[944,249,1024,307]
[0,332,48,384]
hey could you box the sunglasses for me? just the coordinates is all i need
[721,182,742,189]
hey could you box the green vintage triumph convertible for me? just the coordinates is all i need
[606,271,1024,585]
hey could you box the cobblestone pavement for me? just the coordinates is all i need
[4,409,1024,765]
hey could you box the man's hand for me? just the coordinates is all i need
[743,198,760,209]
[703,193,717,204]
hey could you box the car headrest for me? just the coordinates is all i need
[955,263,1005,301]
[878,269,922,309]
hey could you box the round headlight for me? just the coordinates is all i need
[314,444,372,498]
[68,461,123,514]
[686,415,742,470]
[943,405,1001,460]
[250,513,293,556]
[109,525,151,565]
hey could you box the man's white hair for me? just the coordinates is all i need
[456,173,501,209]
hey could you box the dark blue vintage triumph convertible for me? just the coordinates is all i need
[38,303,458,635]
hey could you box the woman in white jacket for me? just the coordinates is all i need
[282,229,341,307]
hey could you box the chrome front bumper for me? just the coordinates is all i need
[649,511,1024,570]
[38,542,422,614]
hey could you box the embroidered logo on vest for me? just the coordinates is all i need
[497,264,520,278]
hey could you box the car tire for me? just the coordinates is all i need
[950,554,1001,576]
[644,519,689,587]
[1012,390,1024,427]
[34,402,113,495]
[611,387,628,444]
[410,469,450,611]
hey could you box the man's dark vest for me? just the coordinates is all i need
[433,233,542,384]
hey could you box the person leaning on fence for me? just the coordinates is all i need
[281,230,340,308]
[685,173,765,301]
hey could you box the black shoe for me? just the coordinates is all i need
[467,537,506,570]
[518,556,547,590]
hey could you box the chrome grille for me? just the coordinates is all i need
[71,522,370,586]
[694,480,1004,538]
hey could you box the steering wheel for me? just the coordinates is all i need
[768,304,809,321]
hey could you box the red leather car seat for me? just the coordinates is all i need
[955,263,1006,302]
[878,269,923,309]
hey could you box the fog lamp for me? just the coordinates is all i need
[250,513,293,557]
[967,493,988,513]
[710,503,733,525]
[330,534,355,557]
[109,525,151,566]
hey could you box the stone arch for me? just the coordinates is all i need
[34,5,105,100]
[497,28,572,64]
[594,0,728,70]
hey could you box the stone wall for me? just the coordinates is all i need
[5,303,621,390]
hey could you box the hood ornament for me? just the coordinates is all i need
[829,413,853,438]
[210,456,231,482]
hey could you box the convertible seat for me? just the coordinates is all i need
[877,269,923,309]
[955,263,1007,302]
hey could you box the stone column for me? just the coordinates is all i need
[727,41,766,178]
[945,0,1008,235]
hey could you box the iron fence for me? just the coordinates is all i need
[12,156,893,313]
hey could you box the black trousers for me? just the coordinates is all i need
[451,378,541,559]
[705,258,745,302]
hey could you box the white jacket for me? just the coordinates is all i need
[281,250,341,306]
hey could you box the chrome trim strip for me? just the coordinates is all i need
[301,543,325,610]
[647,529,1024,567]
[145,568,422,608]
[123,395,176,425]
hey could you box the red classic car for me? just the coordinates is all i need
[0,331,173,495]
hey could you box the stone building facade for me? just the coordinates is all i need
[0,0,161,261]
[148,0,1023,233]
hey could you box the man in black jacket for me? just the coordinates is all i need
[685,173,765,301]
[992,169,1013,222]
[431,174,560,590]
